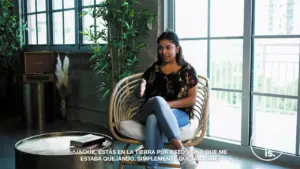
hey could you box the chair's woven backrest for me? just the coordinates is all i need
[187,75,209,146]
[109,73,210,145]
[109,73,145,133]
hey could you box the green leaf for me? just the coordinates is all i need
[102,89,110,97]
[136,42,145,49]
[80,11,88,17]
[96,70,104,75]
[93,62,103,72]
[125,21,130,30]
[101,62,108,71]
[129,10,135,17]
[79,31,89,36]
[121,2,129,7]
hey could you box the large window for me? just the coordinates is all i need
[26,0,47,44]
[23,0,106,50]
[252,0,300,154]
[175,0,244,142]
[173,0,300,159]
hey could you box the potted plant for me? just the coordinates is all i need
[55,54,71,120]
[0,0,26,98]
[81,0,155,98]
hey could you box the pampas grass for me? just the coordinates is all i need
[55,54,70,97]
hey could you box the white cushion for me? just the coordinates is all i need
[119,118,198,142]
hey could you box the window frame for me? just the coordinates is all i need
[21,0,102,52]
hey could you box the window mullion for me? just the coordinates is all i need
[207,0,211,79]
[35,0,38,44]
[296,43,300,155]
[62,0,65,44]
[75,0,79,49]
[19,0,25,46]
[168,0,175,31]
[46,0,50,47]
[27,11,46,15]
[49,0,53,48]
[78,0,83,46]
[24,0,29,46]
[94,0,97,44]
[206,0,211,136]
[52,8,74,12]
[241,0,253,147]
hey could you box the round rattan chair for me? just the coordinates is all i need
[109,73,210,169]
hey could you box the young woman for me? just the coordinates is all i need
[133,31,198,169]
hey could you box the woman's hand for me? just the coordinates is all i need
[166,86,197,108]
[140,79,146,97]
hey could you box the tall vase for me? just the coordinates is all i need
[60,97,67,120]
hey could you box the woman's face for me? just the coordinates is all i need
[158,39,179,64]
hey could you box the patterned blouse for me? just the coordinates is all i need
[142,61,198,118]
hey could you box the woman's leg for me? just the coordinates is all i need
[169,108,190,149]
[145,114,164,169]
[140,96,196,169]
[146,96,197,169]
[137,96,189,145]
[151,96,187,143]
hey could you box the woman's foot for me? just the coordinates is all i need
[177,147,197,169]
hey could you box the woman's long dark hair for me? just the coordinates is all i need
[156,31,187,66]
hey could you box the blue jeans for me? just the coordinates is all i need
[135,96,189,169]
